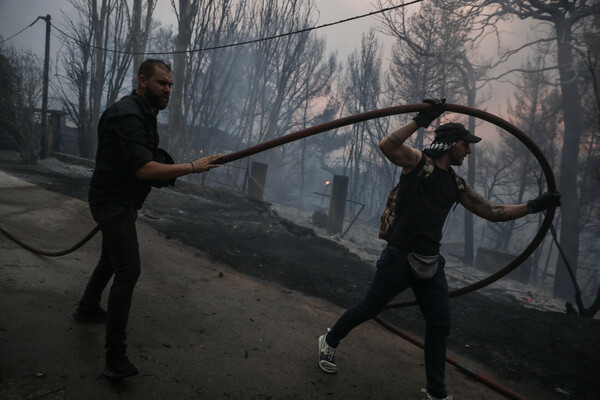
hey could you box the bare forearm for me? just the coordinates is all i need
[379,120,421,168]
[484,203,529,222]
[461,187,530,222]
[380,120,419,149]
[136,161,194,181]
[137,154,222,181]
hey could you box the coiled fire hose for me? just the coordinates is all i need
[218,102,556,400]
[217,101,557,298]
[1,103,556,399]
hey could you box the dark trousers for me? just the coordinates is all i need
[326,245,451,398]
[80,203,141,357]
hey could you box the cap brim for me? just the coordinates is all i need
[464,133,482,143]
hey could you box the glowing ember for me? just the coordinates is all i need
[325,181,330,185]
[519,297,533,303]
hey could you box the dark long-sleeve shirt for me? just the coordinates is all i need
[89,91,160,210]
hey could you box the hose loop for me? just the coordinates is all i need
[2,103,556,291]
[219,103,557,307]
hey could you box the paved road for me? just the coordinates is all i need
[0,169,527,399]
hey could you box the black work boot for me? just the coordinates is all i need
[102,353,139,380]
[73,304,107,323]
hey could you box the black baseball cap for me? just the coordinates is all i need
[434,122,481,144]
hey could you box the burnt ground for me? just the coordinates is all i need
[1,150,599,399]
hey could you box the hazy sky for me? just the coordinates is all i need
[0,0,387,64]
[0,0,540,128]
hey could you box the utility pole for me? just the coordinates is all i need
[40,14,51,159]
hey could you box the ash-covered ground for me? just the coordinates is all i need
[1,150,598,399]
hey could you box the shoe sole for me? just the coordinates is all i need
[319,361,337,374]
[102,368,139,380]
[318,335,337,374]
[421,388,453,400]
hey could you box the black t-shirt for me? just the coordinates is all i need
[387,154,460,256]
[88,91,159,210]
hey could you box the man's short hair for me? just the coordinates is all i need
[138,59,171,79]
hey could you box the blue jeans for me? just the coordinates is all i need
[327,245,451,398]
[80,203,141,357]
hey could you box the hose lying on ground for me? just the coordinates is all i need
[0,222,99,257]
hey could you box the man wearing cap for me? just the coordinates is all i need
[317,99,560,400]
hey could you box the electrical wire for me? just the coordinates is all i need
[0,16,44,45]
[49,0,424,56]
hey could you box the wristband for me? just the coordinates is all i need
[190,162,195,173]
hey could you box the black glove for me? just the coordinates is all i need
[412,98,446,128]
[527,192,561,213]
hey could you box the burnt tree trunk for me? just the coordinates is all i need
[131,0,143,90]
[169,0,197,159]
[553,19,583,301]
[89,0,108,158]
[131,0,155,89]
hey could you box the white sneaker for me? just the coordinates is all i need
[318,330,337,374]
[421,388,453,400]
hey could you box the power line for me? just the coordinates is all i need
[0,16,44,45]
[50,0,424,56]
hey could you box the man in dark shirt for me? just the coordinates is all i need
[73,59,221,379]
[317,100,561,400]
